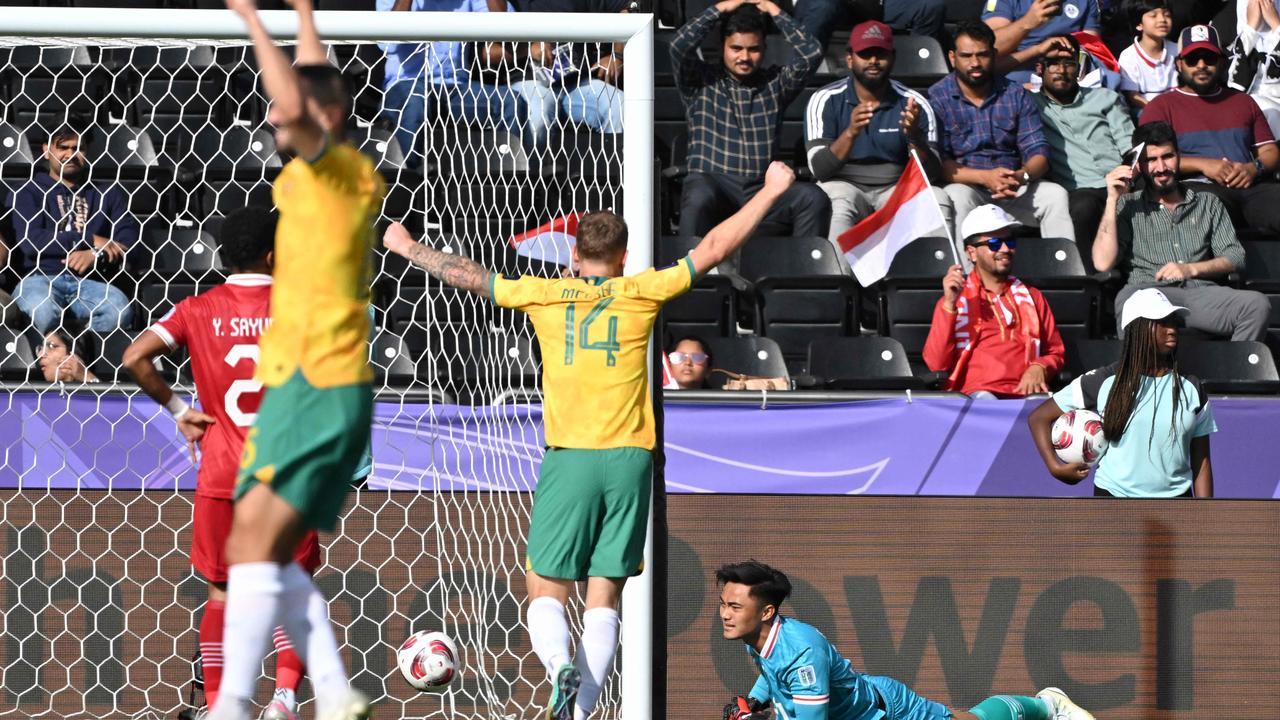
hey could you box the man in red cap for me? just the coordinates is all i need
[805,20,952,259]
[1139,23,1280,234]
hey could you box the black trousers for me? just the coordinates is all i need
[1068,187,1108,274]
[678,170,832,238]
[1186,181,1280,237]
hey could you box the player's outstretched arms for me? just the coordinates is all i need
[285,0,329,65]
[1027,397,1090,485]
[689,161,795,278]
[384,221,494,296]
[123,331,216,460]
[226,0,324,157]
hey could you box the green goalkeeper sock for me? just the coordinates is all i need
[968,695,1052,720]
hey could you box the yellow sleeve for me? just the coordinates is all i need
[491,274,552,309]
[631,256,695,303]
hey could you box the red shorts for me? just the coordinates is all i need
[191,494,321,583]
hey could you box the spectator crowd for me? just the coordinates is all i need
[1,0,1279,421]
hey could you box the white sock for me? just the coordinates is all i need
[526,596,572,680]
[272,687,296,711]
[217,562,284,713]
[573,607,620,720]
[278,562,349,713]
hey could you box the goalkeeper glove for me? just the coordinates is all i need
[723,696,769,720]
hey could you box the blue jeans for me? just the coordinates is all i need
[510,78,624,146]
[382,77,525,168]
[796,0,945,47]
[14,272,133,333]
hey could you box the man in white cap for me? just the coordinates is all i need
[1095,120,1270,340]
[1028,287,1216,497]
[924,204,1065,398]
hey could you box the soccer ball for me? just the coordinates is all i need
[1051,409,1108,466]
[396,630,459,692]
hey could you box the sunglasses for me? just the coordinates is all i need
[1183,52,1220,67]
[669,351,708,365]
[965,236,1017,252]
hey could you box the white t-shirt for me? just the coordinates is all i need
[1118,39,1178,102]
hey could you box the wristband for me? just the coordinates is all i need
[165,395,191,420]
[1254,157,1265,175]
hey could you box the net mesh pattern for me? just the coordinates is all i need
[0,28,629,720]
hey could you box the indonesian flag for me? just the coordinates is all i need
[509,213,580,266]
[1072,31,1119,73]
[836,155,948,287]
[660,352,681,389]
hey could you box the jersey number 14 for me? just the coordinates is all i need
[564,298,619,367]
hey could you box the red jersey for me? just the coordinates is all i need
[150,274,273,498]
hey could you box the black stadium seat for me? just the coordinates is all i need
[1058,337,1121,386]
[0,121,36,174]
[1012,237,1101,344]
[756,276,860,371]
[807,335,922,390]
[740,236,845,281]
[1240,239,1280,353]
[0,327,35,382]
[706,336,789,388]
[1178,340,1280,395]
[878,236,955,360]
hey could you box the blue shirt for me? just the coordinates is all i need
[1053,365,1217,497]
[745,616,883,720]
[928,74,1049,170]
[804,78,938,185]
[982,0,1099,83]
[377,0,494,89]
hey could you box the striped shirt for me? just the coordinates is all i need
[804,78,937,185]
[1115,186,1245,288]
[671,6,822,178]
[928,73,1050,170]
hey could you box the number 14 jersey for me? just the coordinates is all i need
[150,274,273,498]
[491,257,695,450]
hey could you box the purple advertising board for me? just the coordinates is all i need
[1,392,1277,497]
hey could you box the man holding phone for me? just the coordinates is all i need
[983,0,1100,86]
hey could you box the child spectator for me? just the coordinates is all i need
[1117,0,1177,111]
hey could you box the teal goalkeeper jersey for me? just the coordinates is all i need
[745,616,885,720]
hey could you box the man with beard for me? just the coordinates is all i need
[928,21,1074,266]
[1034,34,1133,271]
[1094,121,1269,341]
[924,204,1065,398]
[11,126,136,333]
[1139,24,1280,234]
[671,0,830,240]
[804,20,952,259]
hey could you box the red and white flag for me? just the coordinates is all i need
[509,212,580,266]
[836,154,948,287]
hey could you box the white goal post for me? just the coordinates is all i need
[0,6,655,719]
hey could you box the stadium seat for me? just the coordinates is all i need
[878,236,954,359]
[89,329,140,384]
[0,327,35,382]
[807,335,922,390]
[755,275,860,371]
[889,35,950,88]
[354,126,407,172]
[369,330,420,388]
[661,274,737,340]
[448,331,541,404]
[1177,340,1280,394]
[197,181,274,217]
[1240,239,1280,352]
[87,124,159,169]
[4,45,95,72]
[0,121,35,175]
[436,129,534,177]
[101,44,217,73]
[740,236,845,281]
[149,225,223,277]
[706,336,789,388]
[1012,237,1100,344]
[191,125,282,178]
[1058,337,1121,385]
[139,280,208,326]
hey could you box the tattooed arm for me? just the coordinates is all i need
[383,222,493,295]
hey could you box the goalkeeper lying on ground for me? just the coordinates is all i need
[716,561,1094,720]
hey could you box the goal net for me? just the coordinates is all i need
[0,8,653,720]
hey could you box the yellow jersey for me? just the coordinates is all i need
[257,142,385,388]
[492,256,696,450]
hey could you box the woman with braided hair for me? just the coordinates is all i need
[1028,288,1217,497]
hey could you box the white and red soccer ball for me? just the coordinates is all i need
[396,630,459,692]
[1051,409,1108,467]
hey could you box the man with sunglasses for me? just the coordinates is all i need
[1034,34,1133,272]
[924,204,1065,398]
[805,20,952,264]
[1139,24,1280,234]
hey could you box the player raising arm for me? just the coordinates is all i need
[717,560,1095,720]
[212,1,384,720]
[383,161,796,720]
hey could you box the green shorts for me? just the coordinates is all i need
[235,370,373,532]
[526,447,653,581]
